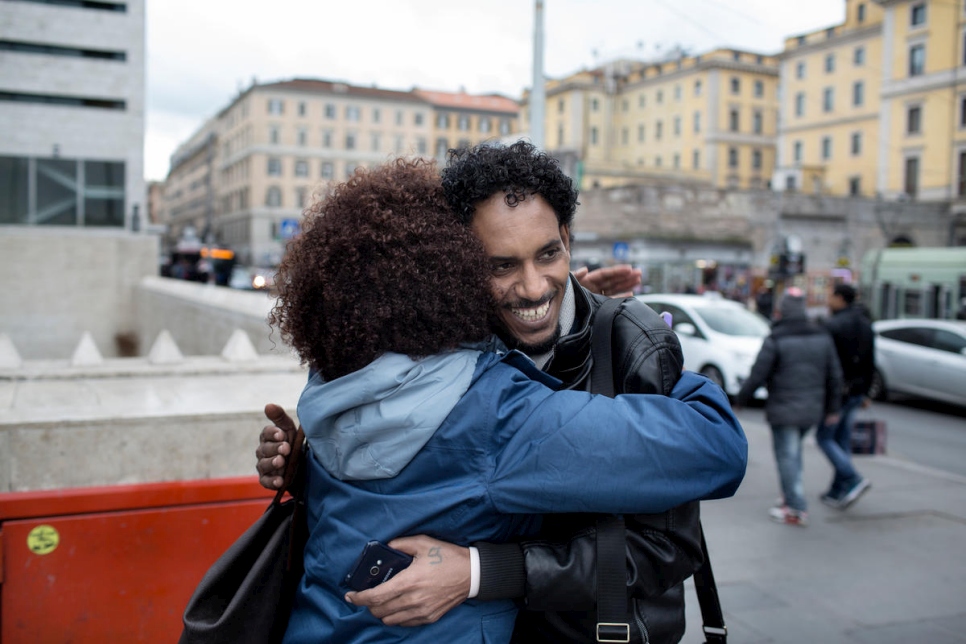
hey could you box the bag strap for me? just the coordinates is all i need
[272,427,307,573]
[591,296,727,643]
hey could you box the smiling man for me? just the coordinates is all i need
[257,142,746,643]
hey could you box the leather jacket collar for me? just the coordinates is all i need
[543,274,595,390]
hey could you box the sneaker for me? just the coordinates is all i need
[839,478,871,510]
[819,491,844,509]
[769,505,809,526]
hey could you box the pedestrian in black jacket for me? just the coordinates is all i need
[737,288,844,525]
[816,284,874,509]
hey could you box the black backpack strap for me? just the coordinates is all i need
[693,525,727,643]
[591,297,630,642]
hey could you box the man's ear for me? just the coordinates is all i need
[559,224,572,252]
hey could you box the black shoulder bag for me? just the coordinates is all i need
[591,297,727,644]
[180,427,308,644]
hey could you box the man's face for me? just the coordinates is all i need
[471,192,571,355]
[829,292,846,313]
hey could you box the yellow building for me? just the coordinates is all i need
[163,79,516,266]
[522,48,780,190]
[778,0,966,202]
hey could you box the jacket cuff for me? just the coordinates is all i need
[472,541,526,601]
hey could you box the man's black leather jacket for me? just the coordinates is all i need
[474,276,705,644]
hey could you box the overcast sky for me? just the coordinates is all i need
[145,0,846,181]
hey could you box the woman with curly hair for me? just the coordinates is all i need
[275,159,745,643]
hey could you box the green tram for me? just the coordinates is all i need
[858,247,966,321]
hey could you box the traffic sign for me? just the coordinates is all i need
[280,218,300,240]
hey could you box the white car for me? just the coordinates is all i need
[636,293,771,397]
[871,319,966,407]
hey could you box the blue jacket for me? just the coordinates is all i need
[284,347,747,644]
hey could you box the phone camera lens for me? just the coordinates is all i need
[369,566,380,576]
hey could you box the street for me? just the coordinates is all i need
[735,396,966,477]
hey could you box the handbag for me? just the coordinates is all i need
[179,427,308,644]
[592,297,727,644]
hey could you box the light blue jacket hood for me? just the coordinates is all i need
[297,349,486,481]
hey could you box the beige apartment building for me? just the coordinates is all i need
[522,48,780,191]
[777,0,966,204]
[162,79,518,266]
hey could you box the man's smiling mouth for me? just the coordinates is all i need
[511,300,551,322]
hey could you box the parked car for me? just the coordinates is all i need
[870,319,966,407]
[636,293,771,397]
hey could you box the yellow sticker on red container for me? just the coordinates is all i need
[27,524,60,555]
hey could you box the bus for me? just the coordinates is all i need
[858,247,966,321]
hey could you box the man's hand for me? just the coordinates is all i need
[345,535,471,626]
[574,264,642,298]
[255,403,297,490]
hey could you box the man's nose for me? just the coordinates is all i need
[516,262,545,301]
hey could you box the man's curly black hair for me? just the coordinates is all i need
[268,158,493,380]
[440,140,579,228]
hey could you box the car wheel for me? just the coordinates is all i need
[700,365,725,389]
[868,369,888,401]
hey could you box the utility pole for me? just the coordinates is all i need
[530,0,546,150]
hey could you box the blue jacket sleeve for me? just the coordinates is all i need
[485,370,748,515]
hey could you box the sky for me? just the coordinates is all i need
[145,0,847,181]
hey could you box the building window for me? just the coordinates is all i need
[395,135,404,153]
[396,110,404,126]
[796,61,805,79]
[638,124,645,142]
[849,176,862,196]
[346,132,356,149]
[268,99,283,115]
[591,98,599,111]
[753,110,763,134]
[793,140,803,163]
[674,85,681,101]
[558,98,565,113]
[417,138,427,155]
[638,93,646,108]
[694,80,702,96]
[958,151,966,196]
[294,160,309,177]
[266,186,281,207]
[499,119,511,135]
[854,46,865,66]
[823,87,834,112]
[909,44,925,76]
[414,113,424,126]
[298,101,306,117]
[325,103,336,119]
[907,105,922,134]
[591,126,599,145]
[297,128,307,146]
[436,137,448,158]
[960,96,966,127]
[853,81,864,106]
[825,54,835,73]
[558,126,564,146]
[851,132,862,155]
[728,147,738,168]
[372,108,380,123]
[821,136,832,160]
[674,116,681,136]
[692,149,700,169]
[655,120,663,140]
[458,115,470,131]
[346,105,360,121]
[752,148,762,170]
[269,126,280,145]
[345,163,358,179]
[673,153,680,169]
[729,109,739,132]
[320,162,333,179]
[904,156,920,196]
[795,92,805,117]
[730,77,740,94]
[655,155,662,167]
[480,117,491,133]
[857,2,866,23]
[911,2,926,27]
[754,80,764,98]
[621,128,629,145]
[693,111,701,133]
[322,129,332,148]
[371,133,381,152]
[437,113,449,128]
[296,187,307,209]
[267,157,281,176]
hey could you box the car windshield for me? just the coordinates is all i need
[693,305,771,337]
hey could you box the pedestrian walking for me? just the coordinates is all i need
[817,284,874,509]
[736,287,844,526]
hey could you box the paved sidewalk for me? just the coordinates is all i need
[681,412,966,643]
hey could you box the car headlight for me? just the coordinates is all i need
[252,275,267,289]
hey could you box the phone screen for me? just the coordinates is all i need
[344,541,413,592]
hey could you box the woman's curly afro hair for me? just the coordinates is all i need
[440,140,579,227]
[268,158,493,380]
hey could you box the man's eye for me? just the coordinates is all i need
[492,263,513,274]
[541,249,559,261]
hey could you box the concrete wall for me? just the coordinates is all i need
[1,226,159,359]
[135,276,289,357]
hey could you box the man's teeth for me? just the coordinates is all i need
[512,300,551,322]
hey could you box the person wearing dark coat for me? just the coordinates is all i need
[817,284,874,509]
[736,287,844,525]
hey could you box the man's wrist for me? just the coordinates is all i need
[472,541,526,601]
